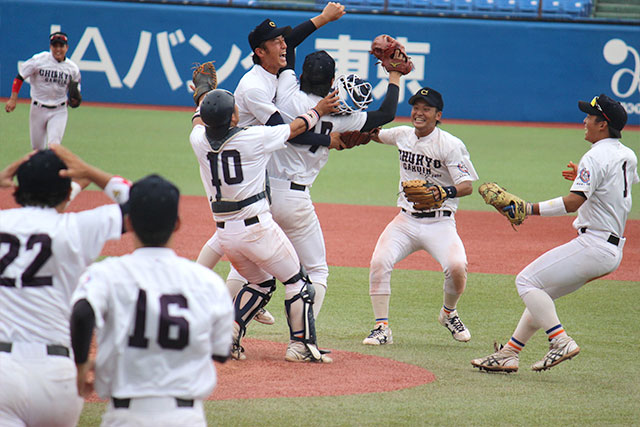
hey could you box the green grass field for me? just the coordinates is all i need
[2,104,639,426]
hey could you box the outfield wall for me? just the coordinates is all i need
[1,0,638,124]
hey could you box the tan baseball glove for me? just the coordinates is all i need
[370,35,414,75]
[337,130,374,150]
[478,182,528,228]
[192,61,217,105]
[402,180,447,210]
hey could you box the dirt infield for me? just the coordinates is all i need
[1,189,637,400]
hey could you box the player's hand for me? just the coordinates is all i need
[329,132,347,150]
[5,98,17,113]
[49,145,92,180]
[76,360,95,397]
[0,151,36,188]
[562,161,578,181]
[314,89,339,116]
[322,2,346,22]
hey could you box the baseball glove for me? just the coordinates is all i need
[478,182,528,228]
[337,130,373,150]
[402,180,447,210]
[67,81,81,108]
[370,35,414,75]
[192,61,217,105]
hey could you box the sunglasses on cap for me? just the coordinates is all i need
[590,96,612,123]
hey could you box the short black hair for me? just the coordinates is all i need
[14,188,69,208]
[300,78,332,98]
[14,149,71,208]
[595,115,621,139]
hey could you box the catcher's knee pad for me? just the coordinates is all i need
[233,279,276,337]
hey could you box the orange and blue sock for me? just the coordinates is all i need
[375,318,388,327]
[442,305,455,315]
[545,324,567,340]
[506,337,525,353]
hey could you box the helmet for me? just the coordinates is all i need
[201,89,235,139]
[333,74,373,115]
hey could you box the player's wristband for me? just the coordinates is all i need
[526,202,534,216]
[104,175,132,205]
[538,197,567,216]
[443,186,457,199]
[192,105,201,122]
[12,77,23,94]
[295,108,320,131]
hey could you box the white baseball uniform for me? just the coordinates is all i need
[0,204,122,427]
[71,248,234,427]
[18,51,81,150]
[369,125,478,297]
[234,64,279,127]
[516,137,638,299]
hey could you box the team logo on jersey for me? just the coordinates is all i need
[457,162,469,175]
[579,168,590,183]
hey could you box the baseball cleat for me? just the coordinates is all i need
[285,341,333,363]
[531,336,580,372]
[438,309,471,342]
[362,324,393,345]
[254,307,275,325]
[471,342,519,373]
[231,342,246,361]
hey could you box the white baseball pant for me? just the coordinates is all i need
[0,343,83,427]
[101,397,206,427]
[369,211,468,296]
[29,101,68,150]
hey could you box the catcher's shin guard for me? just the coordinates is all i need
[284,272,322,361]
[233,279,276,339]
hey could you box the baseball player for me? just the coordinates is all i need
[363,87,479,346]
[471,94,637,373]
[5,32,82,150]
[258,49,403,319]
[190,89,338,363]
[70,175,234,426]
[0,145,130,426]
[204,6,346,324]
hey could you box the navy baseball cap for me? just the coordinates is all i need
[301,51,335,85]
[248,19,291,51]
[127,174,180,236]
[409,87,444,111]
[16,150,71,195]
[50,32,68,45]
[578,93,627,132]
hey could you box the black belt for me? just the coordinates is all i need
[33,100,66,109]
[290,182,306,191]
[112,397,194,409]
[402,208,451,218]
[579,227,620,246]
[0,341,69,357]
[216,215,259,229]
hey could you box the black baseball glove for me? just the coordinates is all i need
[67,81,82,108]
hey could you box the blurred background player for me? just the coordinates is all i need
[213,4,346,325]
[471,94,637,373]
[189,89,337,363]
[363,87,478,346]
[264,48,404,319]
[0,146,129,426]
[5,32,82,150]
[70,175,234,426]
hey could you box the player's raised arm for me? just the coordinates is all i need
[288,90,339,139]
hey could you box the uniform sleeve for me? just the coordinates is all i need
[570,153,598,198]
[18,52,41,78]
[71,267,110,329]
[275,70,299,109]
[209,284,234,358]
[377,127,401,146]
[329,112,367,133]
[75,204,123,263]
[261,125,290,153]
[447,141,479,184]
[243,87,279,125]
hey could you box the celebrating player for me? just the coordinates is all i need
[5,32,82,150]
[363,87,479,346]
[0,146,129,426]
[190,89,338,363]
[70,175,234,425]
[471,94,637,373]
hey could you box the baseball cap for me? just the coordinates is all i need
[408,87,444,111]
[16,150,71,195]
[248,19,291,51]
[301,51,335,85]
[127,174,180,236]
[50,32,68,45]
[578,94,627,132]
